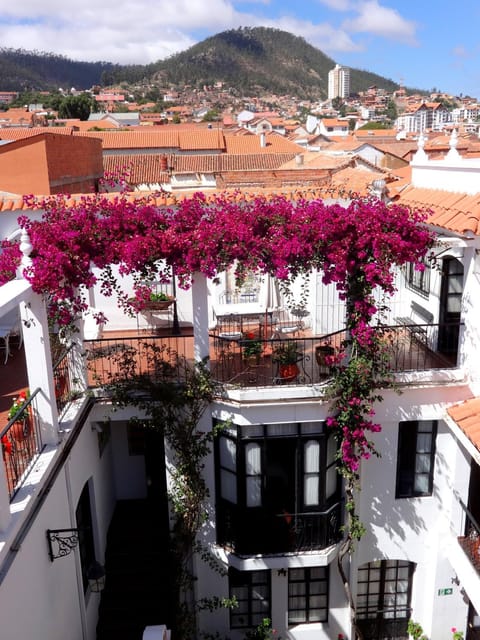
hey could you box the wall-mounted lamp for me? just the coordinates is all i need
[47,528,81,561]
[46,529,106,592]
[277,568,287,577]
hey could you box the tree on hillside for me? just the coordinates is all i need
[58,93,93,120]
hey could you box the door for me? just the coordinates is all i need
[438,257,463,360]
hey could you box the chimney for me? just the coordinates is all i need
[295,154,304,166]
[260,132,266,148]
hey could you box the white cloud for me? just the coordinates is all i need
[342,1,417,45]
[0,0,365,64]
[317,0,353,11]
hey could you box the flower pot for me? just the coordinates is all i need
[11,417,32,443]
[279,362,299,381]
[315,344,334,378]
[145,298,175,311]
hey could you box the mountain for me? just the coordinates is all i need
[0,48,117,92]
[0,28,403,98]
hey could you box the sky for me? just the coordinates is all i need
[1,0,480,98]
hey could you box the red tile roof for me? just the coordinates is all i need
[394,185,480,235]
[447,398,480,452]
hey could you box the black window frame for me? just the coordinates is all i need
[75,482,96,594]
[406,260,430,298]
[288,566,329,625]
[356,560,415,640]
[396,420,437,498]
[229,568,271,629]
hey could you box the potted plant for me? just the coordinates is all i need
[315,342,335,377]
[272,341,301,380]
[8,389,32,442]
[241,332,263,363]
[129,286,175,312]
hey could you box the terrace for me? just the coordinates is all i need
[0,310,462,502]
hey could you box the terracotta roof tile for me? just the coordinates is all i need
[224,132,302,154]
[448,398,480,452]
[394,185,480,235]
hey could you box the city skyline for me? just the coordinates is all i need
[0,1,479,98]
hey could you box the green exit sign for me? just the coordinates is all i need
[438,588,453,596]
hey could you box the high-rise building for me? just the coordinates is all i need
[328,64,350,100]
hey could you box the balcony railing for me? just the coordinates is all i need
[53,344,77,414]
[458,500,480,575]
[0,388,44,500]
[217,500,343,555]
[83,322,461,391]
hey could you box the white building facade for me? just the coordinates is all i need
[1,134,480,640]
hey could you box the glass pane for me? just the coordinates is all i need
[309,595,327,608]
[246,477,262,507]
[289,583,306,596]
[415,454,431,473]
[244,425,264,438]
[220,437,236,471]
[289,568,305,581]
[413,476,430,493]
[268,423,297,436]
[311,567,327,580]
[289,596,307,609]
[246,443,261,474]
[417,433,432,453]
[304,476,319,505]
[304,441,320,472]
[221,469,237,503]
[309,609,326,622]
[326,467,337,499]
[301,422,324,435]
[310,582,327,595]
[289,612,306,624]
[231,586,248,601]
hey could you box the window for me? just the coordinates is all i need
[75,482,96,594]
[406,261,430,297]
[288,567,329,625]
[396,420,437,498]
[215,422,341,554]
[229,569,270,629]
[356,560,415,640]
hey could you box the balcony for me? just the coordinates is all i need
[458,501,480,576]
[216,500,343,555]
[84,321,459,391]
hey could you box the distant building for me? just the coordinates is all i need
[328,64,350,101]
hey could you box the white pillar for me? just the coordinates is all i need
[191,273,210,362]
[20,293,58,446]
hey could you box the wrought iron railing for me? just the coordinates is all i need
[458,500,480,574]
[0,388,43,500]
[217,500,343,555]
[53,344,76,414]
[83,322,461,391]
[85,333,195,388]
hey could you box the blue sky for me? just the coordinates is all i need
[1,0,480,97]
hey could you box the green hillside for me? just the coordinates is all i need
[0,28,406,98]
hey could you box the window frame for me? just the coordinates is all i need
[229,568,271,629]
[406,260,430,298]
[396,420,437,498]
[288,566,329,625]
[356,560,415,640]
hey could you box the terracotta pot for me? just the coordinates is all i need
[315,344,334,366]
[11,417,32,442]
[279,363,299,381]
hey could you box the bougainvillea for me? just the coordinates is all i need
[0,188,433,458]
[0,187,435,637]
